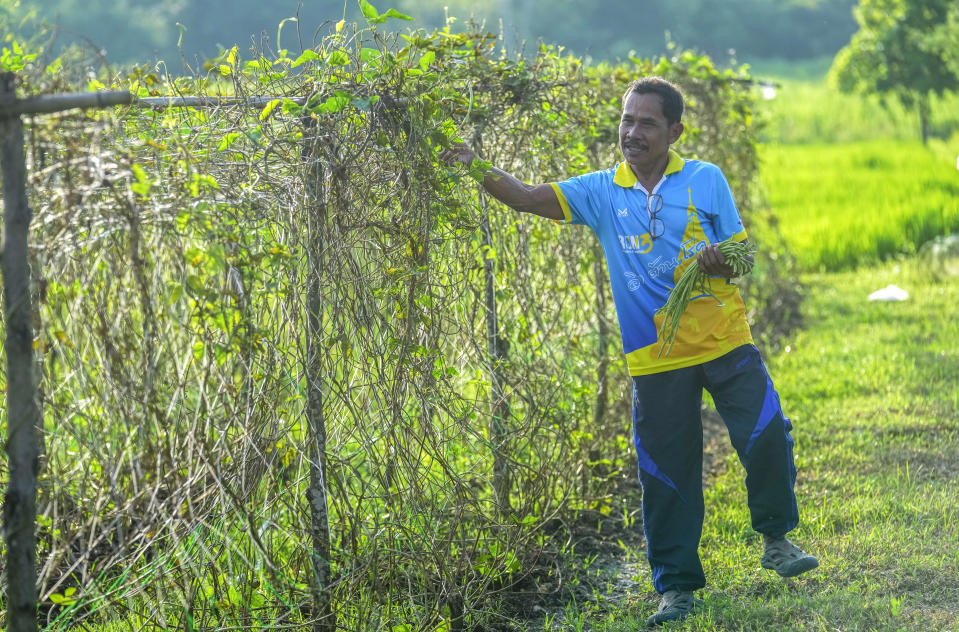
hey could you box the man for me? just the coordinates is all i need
[441,76,817,626]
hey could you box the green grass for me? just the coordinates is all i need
[750,73,959,274]
[759,140,959,272]
[740,56,835,83]
[596,256,959,631]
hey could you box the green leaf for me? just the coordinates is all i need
[310,93,352,114]
[419,50,434,71]
[329,91,352,112]
[168,282,184,304]
[131,164,149,184]
[350,96,378,111]
[328,50,349,66]
[244,59,268,72]
[217,132,241,151]
[50,590,77,606]
[176,209,192,230]
[185,247,204,267]
[468,157,492,182]
[260,98,281,120]
[205,244,227,274]
[0,41,38,72]
[291,49,320,68]
[130,164,154,199]
[189,173,219,196]
[186,274,206,295]
[281,98,304,116]
[358,0,379,20]
[245,126,263,143]
[382,8,413,21]
[360,47,381,64]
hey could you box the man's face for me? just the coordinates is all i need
[619,91,684,175]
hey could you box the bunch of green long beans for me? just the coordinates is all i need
[656,239,755,357]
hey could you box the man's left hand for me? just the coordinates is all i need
[697,243,736,278]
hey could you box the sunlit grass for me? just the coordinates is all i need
[759,140,959,272]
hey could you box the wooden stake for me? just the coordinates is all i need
[1,71,41,632]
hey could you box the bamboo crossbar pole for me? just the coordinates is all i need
[137,96,307,109]
[0,89,132,115]
[0,91,307,115]
[0,90,409,116]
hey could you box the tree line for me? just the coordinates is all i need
[14,0,859,68]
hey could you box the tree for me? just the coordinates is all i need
[830,0,959,144]
[925,3,959,79]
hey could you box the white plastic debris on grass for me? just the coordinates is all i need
[868,284,909,301]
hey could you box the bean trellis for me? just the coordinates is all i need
[0,17,798,631]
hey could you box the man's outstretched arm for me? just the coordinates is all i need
[440,144,565,221]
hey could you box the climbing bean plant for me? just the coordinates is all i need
[0,7,797,631]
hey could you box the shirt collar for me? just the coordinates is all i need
[612,149,685,188]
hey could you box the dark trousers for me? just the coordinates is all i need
[631,344,800,593]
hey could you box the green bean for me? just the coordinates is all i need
[656,239,755,357]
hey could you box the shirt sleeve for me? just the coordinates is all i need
[708,167,748,242]
[551,170,607,229]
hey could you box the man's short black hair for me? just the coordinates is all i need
[623,77,684,126]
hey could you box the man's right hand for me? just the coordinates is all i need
[437,143,565,221]
[439,142,478,167]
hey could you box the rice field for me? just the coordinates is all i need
[753,72,959,272]
[758,140,959,272]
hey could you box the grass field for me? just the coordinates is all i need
[748,69,959,273]
[758,140,959,272]
[588,255,959,631]
[756,79,959,146]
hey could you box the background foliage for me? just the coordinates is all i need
[830,0,959,143]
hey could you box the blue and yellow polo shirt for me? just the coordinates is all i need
[550,150,753,376]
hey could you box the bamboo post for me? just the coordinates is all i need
[591,242,610,430]
[301,119,334,632]
[1,72,41,632]
[588,242,611,492]
[473,133,512,514]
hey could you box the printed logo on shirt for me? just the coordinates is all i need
[647,255,678,279]
[617,207,629,217]
[677,238,709,262]
[624,271,644,291]
[617,233,654,254]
